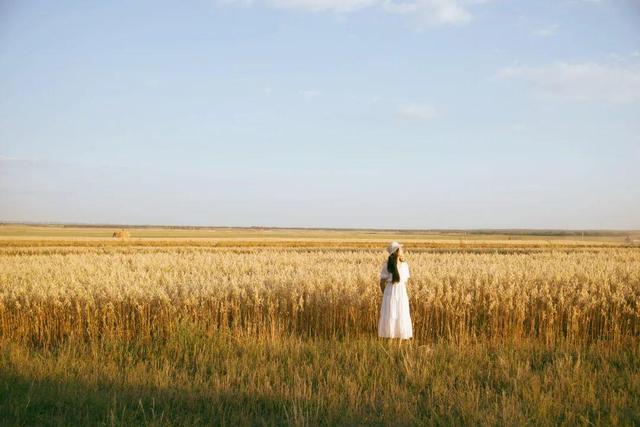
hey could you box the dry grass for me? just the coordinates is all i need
[2,332,638,426]
[1,244,638,347]
[1,236,639,425]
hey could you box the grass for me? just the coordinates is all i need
[1,326,639,426]
[1,229,639,425]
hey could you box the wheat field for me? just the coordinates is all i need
[2,247,639,346]
[1,227,639,425]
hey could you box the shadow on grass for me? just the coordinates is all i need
[0,369,375,427]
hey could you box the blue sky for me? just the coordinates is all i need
[1,0,639,229]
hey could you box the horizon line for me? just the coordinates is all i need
[1,220,638,234]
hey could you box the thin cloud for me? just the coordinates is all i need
[270,0,377,13]
[218,0,481,27]
[298,89,322,98]
[398,103,437,120]
[0,155,39,165]
[498,57,640,103]
[532,24,558,37]
[382,0,472,27]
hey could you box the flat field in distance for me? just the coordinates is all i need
[0,223,634,242]
[1,224,639,426]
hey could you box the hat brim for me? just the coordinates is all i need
[387,243,402,254]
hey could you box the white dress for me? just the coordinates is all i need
[378,261,413,339]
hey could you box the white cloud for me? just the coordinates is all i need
[532,24,558,37]
[216,0,255,6]
[398,103,437,120]
[218,0,479,26]
[384,0,474,26]
[218,0,375,12]
[509,123,528,132]
[298,89,322,97]
[382,0,472,26]
[270,0,377,12]
[498,57,640,103]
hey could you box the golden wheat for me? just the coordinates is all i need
[1,247,639,347]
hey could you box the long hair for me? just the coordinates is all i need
[387,251,400,284]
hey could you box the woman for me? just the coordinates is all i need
[378,241,413,340]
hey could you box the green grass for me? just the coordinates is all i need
[1,323,639,426]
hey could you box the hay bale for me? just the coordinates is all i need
[112,229,130,239]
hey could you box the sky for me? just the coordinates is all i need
[1,0,639,229]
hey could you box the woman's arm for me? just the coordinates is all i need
[379,278,386,294]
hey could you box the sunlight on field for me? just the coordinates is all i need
[0,224,631,242]
[1,227,639,425]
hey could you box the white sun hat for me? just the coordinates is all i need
[387,241,403,254]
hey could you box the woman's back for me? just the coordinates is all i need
[380,260,410,284]
[378,259,413,339]
[378,241,413,339]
